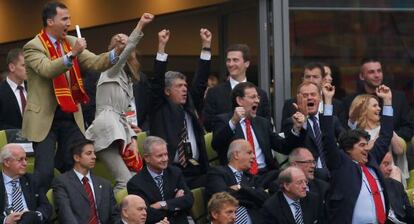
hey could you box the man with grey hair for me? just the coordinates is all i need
[0,144,52,223]
[119,194,169,224]
[206,139,268,224]
[127,136,193,224]
[149,28,212,189]
[262,166,322,224]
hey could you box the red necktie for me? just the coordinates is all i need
[82,177,98,224]
[360,164,386,224]
[17,86,26,114]
[245,118,258,175]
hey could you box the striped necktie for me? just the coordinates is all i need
[234,171,250,224]
[82,177,98,224]
[292,201,304,224]
[155,175,164,200]
[11,180,24,212]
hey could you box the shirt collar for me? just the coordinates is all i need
[228,164,241,174]
[6,77,23,92]
[47,33,58,46]
[283,192,298,205]
[229,76,247,89]
[73,169,92,183]
[147,166,163,179]
[2,172,16,184]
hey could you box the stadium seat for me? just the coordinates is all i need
[136,131,147,156]
[406,188,414,206]
[407,170,414,189]
[115,188,128,204]
[46,189,58,223]
[190,187,206,224]
[204,133,219,166]
[92,159,116,186]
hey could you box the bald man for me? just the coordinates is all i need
[0,144,52,224]
[120,195,169,224]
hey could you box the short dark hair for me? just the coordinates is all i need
[226,44,251,62]
[360,56,382,67]
[303,62,325,77]
[338,129,370,152]
[231,82,257,108]
[42,1,67,27]
[70,139,94,157]
[6,48,23,69]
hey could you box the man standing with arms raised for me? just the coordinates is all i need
[23,1,125,191]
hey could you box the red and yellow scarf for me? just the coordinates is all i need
[38,29,89,112]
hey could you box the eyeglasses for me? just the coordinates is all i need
[244,95,261,100]
[295,160,316,165]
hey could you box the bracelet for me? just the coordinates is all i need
[202,47,211,51]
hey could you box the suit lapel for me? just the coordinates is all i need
[19,176,33,210]
[301,196,313,224]
[142,168,164,201]
[4,81,22,118]
[279,192,296,224]
[91,176,103,210]
[68,170,89,202]
[224,166,238,185]
[0,174,7,211]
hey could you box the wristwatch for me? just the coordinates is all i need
[66,51,75,61]
[159,201,167,210]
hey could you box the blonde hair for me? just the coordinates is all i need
[349,94,379,129]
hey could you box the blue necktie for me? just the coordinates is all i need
[292,201,304,224]
[234,172,250,224]
[154,175,164,200]
[11,180,24,212]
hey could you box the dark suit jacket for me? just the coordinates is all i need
[203,80,271,132]
[384,178,414,223]
[342,89,414,141]
[0,173,52,223]
[261,190,322,224]
[281,97,345,132]
[322,113,393,223]
[52,170,119,224]
[149,58,210,174]
[212,113,303,168]
[206,166,268,224]
[0,80,26,129]
[127,166,194,224]
[282,114,344,167]
[133,72,152,131]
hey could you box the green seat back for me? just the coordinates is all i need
[204,133,219,166]
[406,188,414,206]
[92,159,116,186]
[407,170,414,189]
[190,187,206,224]
[0,130,7,148]
[46,189,58,223]
[115,188,128,204]
[136,131,147,156]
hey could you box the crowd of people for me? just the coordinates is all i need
[1,1,414,224]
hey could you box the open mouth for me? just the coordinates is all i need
[252,106,257,111]
[307,102,315,107]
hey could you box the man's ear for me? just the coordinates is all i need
[164,88,170,96]
[235,96,243,107]
[244,61,250,69]
[359,72,364,81]
[47,18,54,26]
[8,63,15,73]
[73,154,80,163]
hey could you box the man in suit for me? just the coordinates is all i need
[262,166,322,224]
[206,139,269,224]
[0,144,52,224]
[281,62,345,132]
[0,49,27,130]
[380,152,414,223]
[149,29,211,189]
[322,82,393,223]
[284,81,344,180]
[203,44,271,132]
[208,192,238,224]
[342,57,414,142]
[119,195,169,224]
[23,1,126,191]
[52,139,119,224]
[212,82,305,177]
[127,136,194,224]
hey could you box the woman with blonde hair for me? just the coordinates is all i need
[349,93,407,185]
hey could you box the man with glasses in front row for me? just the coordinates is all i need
[0,144,52,224]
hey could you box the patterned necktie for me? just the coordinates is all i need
[11,180,24,212]
[360,164,386,224]
[82,177,98,224]
[17,86,26,114]
[234,171,249,224]
[154,175,164,200]
[177,118,188,167]
[244,118,258,175]
[292,201,304,224]
[308,115,325,167]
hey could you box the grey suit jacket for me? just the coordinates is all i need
[52,170,119,224]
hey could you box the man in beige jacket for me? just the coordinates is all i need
[23,1,125,191]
